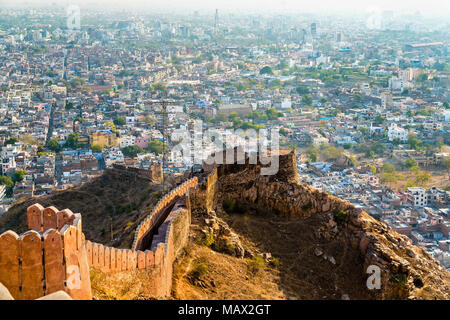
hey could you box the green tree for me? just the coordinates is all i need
[301,94,313,106]
[307,148,318,162]
[151,82,166,92]
[104,121,116,132]
[392,138,402,146]
[381,173,399,183]
[64,133,79,149]
[91,144,103,153]
[443,101,449,109]
[65,101,75,110]
[148,140,166,154]
[121,145,144,158]
[113,117,126,126]
[374,115,385,125]
[265,108,283,120]
[382,162,396,174]
[417,73,428,83]
[5,137,18,145]
[296,86,309,95]
[259,66,273,75]
[407,133,422,150]
[404,158,417,169]
[13,170,26,183]
[343,143,352,149]
[0,175,14,197]
[48,139,61,152]
[0,175,14,188]
[415,171,431,186]
[405,179,415,189]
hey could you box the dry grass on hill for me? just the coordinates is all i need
[172,243,286,300]
[90,269,157,300]
[0,170,166,248]
[171,210,371,300]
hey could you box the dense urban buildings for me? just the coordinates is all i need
[0,4,448,273]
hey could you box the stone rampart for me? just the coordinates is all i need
[0,204,92,300]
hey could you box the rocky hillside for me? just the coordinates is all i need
[176,150,450,300]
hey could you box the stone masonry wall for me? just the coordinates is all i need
[112,163,163,183]
[132,177,198,251]
[85,177,198,298]
[0,177,198,300]
[190,149,450,299]
[0,204,92,300]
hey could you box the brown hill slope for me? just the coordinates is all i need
[173,150,450,300]
[0,169,166,248]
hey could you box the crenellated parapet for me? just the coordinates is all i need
[0,174,199,300]
[0,204,92,300]
[83,177,198,298]
[132,177,198,251]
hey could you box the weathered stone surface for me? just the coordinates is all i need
[137,251,146,270]
[20,230,44,300]
[56,209,74,230]
[145,250,154,268]
[0,231,20,299]
[202,212,245,258]
[27,203,44,231]
[43,229,65,295]
[104,247,111,272]
[42,206,58,231]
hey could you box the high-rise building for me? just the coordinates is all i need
[214,9,219,34]
[310,23,317,38]
[300,28,307,44]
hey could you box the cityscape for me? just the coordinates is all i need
[0,1,449,302]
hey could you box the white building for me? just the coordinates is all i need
[399,68,420,82]
[389,76,408,92]
[119,135,136,148]
[280,98,292,109]
[407,187,427,207]
[387,123,408,141]
[125,116,136,127]
[380,92,393,109]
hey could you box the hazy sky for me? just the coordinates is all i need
[1,0,450,15]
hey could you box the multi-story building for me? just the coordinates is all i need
[387,123,408,141]
[407,187,427,207]
[89,130,119,147]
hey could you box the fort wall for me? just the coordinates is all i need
[132,177,198,251]
[0,204,92,300]
[112,163,163,183]
[2,149,447,300]
[83,177,197,298]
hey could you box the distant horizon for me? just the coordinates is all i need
[1,0,450,17]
